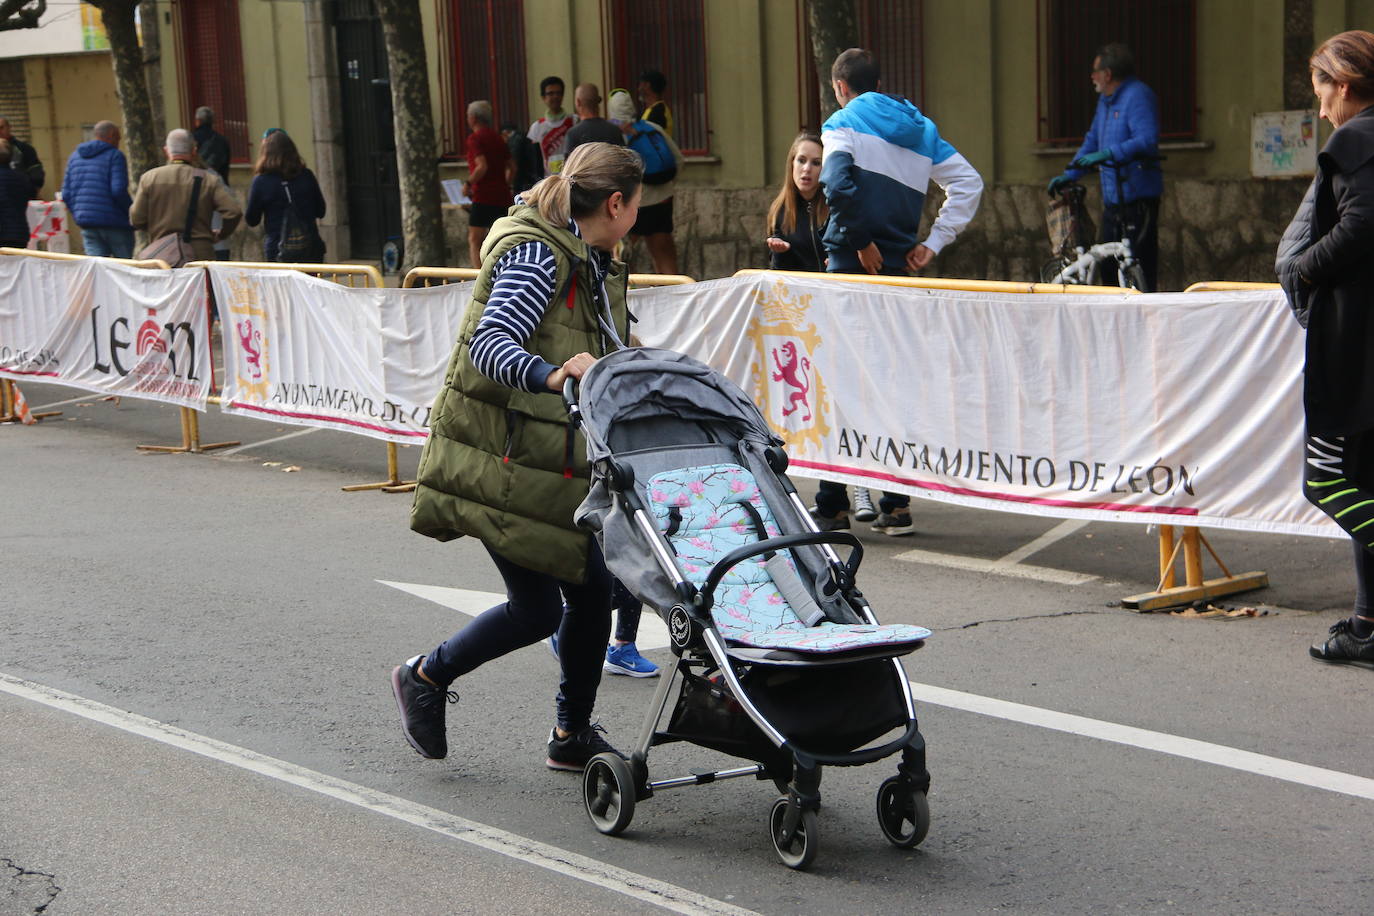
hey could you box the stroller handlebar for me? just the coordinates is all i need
[562,376,582,429]
[695,531,863,612]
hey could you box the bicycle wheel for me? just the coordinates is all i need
[1120,262,1148,292]
[1039,256,1073,284]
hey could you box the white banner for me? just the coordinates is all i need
[629,274,1340,539]
[0,254,210,408]
[210,266,468,443]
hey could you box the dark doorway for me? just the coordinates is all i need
[336,0,402,259]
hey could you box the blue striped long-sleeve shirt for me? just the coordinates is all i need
[468,225,617,393]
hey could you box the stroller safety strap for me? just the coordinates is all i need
[644,463,931,654]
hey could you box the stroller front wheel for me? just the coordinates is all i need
[769,797,819,869]
[876,776,930,849]
[583,753,636,836]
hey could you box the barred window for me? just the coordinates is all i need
[438,0,528,158]
[796,0,925,133]
[604,0,710,155]
[174,0,250,162]
[1038,0,1197,143]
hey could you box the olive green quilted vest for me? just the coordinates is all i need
[410,206,629,583]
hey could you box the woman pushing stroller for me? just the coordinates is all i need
[392,141,643,770]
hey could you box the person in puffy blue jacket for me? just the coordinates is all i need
[1048,43,1163,290]
[60,120,134,258]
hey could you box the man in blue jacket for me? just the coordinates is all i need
[1048,43,1163,291]
[814,47,984,536]
[60,120,134,258]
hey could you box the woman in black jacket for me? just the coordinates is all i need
[1282,31,1374,665]
[765,131,827,272]
[0,140,31,249]
[245,130,327,262]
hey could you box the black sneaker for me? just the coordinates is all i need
[871,509,915,537]
[1309,619,1374,668]
[808,506,851,531]
[546,722,625,772]
[390,655,458,759]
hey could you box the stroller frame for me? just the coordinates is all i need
[567,372,932,868]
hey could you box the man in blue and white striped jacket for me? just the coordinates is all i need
[812,49,984,536]
[820,48,983,276]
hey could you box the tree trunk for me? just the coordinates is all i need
[373,0,445,272]
[89,0,158,182]
[139,0,165,142]
[806,0,859,122]
[1282,0,1314,111]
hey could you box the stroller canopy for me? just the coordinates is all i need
[577,347,778,460]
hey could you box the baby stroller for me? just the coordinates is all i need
[568,347,932,869]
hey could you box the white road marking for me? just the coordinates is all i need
[0,672,756,916]
[381,581,1374,802]
[907,681,1374,802]
[995,518,1090,566]
[379,579,672,651]
[892,547,1099,585]
[216,427,319,456]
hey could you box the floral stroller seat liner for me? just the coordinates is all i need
[644,463,931,654]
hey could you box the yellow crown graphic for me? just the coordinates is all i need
[224,271,262,310]
[753,284,812,327]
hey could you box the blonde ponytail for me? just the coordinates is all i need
[523,141,643,228]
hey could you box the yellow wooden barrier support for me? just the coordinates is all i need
[188,260,405,489]
[1182,281,1281,293]
[0,378,63,424]
[1117,280,1283,608]
[1122,525,1269,611]
[734,267,1139,295]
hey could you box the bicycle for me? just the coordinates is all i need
[1040,154,1161,292]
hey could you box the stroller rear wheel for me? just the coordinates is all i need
[876,776,930,848]
[583,753,636,836]
[768,797,819,869]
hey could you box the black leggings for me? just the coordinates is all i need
[423,540,612,732]
[611,581,642,643]
[1303,430,1374,614]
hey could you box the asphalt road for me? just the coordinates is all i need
[3,383,1372,915]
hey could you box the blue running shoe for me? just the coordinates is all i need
[604,642,660,677]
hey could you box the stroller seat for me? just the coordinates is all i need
[644,463,931,655]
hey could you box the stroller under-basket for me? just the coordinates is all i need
[569,347,932,869]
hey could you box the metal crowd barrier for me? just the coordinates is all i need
[1182,281,1282,293]
[734,268,1137,295]
[0,246,171,271]
[734,266,1275,610]
[401,267,696,290]
[187,260,405,492]
[1116,279,1285,609]
[0,247,173,428]
[402,266,478,288]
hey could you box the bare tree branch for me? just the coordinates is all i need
[0,0,47,31]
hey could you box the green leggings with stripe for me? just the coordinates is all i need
[1304,432,1374,546]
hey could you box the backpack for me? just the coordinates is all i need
[276,180,324,262]
[629,122,677,186]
